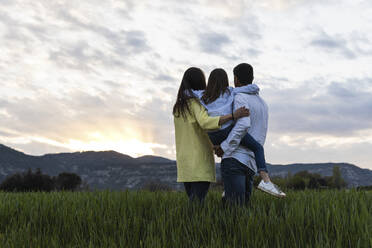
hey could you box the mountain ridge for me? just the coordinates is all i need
[0,144,371,189]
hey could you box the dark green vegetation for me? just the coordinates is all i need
[0,190,371,247]
[255,166,348,190]
[0,168,82,192]
[357,185,372,191]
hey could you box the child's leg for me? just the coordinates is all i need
[240,134,268,173]
[207,125,234,146]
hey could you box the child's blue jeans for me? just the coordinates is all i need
[208,125,268,173]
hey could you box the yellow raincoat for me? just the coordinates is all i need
[174,99,221,182]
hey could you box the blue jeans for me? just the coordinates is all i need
[208,125,268,173]
[221,158,255,206]
[184,182,210,203]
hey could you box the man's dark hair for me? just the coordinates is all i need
[233,63,254,85]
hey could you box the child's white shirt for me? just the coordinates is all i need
[192,84,260,130]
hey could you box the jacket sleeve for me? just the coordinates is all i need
[220,94,251,155]
[190,99,221,131]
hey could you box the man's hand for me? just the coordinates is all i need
[213,145,224,157]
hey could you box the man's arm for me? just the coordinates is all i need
[220,94,251,156]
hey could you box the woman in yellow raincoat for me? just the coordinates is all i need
[173,67,249,202]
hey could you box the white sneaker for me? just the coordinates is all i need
[222,191,225,198]
[257,180,286,198]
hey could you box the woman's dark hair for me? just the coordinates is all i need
[233,63,254,85]
[173,67,206,118]
[202,68,230,104]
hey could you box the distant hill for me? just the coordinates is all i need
[0,144,371,190]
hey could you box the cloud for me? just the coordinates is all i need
[265,132,372,169]
[265,77,372,135]
[309,30,372,59]
[246,48,262,57]
[310,36,355,59]
[154,74,176,82]
[53,9,150,69]
[0,90,127,138]
[57,8,149,52]
[4,140,73,156]
[199,32,231,54]
[0,130,16,138]
[199,0,247,18]
[0,81,174,151]
[1,0,372,169]
[0,2,150,76]
[0,0,12,6]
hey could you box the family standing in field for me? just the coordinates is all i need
[173,63,286,205]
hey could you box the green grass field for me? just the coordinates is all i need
[0,190,371,247]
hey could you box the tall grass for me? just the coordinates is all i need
[0,190,371,247]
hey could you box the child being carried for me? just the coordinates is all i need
[192,68,286,198]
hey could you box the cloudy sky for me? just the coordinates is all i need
[1,0,372,169]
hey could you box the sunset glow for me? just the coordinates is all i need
[0,0,372,169]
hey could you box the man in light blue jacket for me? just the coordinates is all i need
[215,63,277,205]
